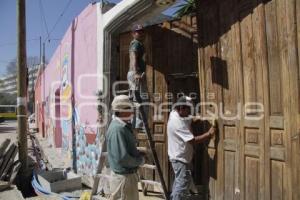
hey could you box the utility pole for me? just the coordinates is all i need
[39,36,42,64]
[43,42,45,66]
[17,0,28,175]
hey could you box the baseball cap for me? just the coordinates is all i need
[177,96,192,104]
[132,24,144,32]
[175,96,193,108]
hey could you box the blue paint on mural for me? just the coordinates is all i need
[73,107,101,176]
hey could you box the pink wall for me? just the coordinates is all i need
[35,4,100,174]
[73,5,98,135]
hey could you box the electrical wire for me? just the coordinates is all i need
[44,0,73,43]
[38,0,50,40]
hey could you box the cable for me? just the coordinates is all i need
[38,0,44,40]
[38,0,50,40]
[44,0,73,43]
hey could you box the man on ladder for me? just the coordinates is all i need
[127,24,148,129]
[125,24,169,199]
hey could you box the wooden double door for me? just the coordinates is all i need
[197,0,300,199]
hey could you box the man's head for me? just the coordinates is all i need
[174,96,193,118]
[111,95,137,122]
[132,24,145,41]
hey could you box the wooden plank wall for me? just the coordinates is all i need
[196,0,300,199]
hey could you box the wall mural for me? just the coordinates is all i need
[36,4,101,175]
[45,96,55,148]
[49,52,101,175]
[60,53,73,153]
[73,107,101,176]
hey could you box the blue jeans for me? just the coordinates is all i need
[171,160,192,200]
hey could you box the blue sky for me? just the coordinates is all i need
[0,0,183,77]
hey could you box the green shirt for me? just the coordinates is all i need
[106,118,143,174]
[129,39,146,73]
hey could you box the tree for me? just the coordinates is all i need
[174,0,196,18]
[6,56,40,75]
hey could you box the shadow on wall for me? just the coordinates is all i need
[211,57,229,89]
[197,0,272,48]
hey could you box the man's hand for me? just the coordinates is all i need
[134,74,142,80]
[208,127,216,138]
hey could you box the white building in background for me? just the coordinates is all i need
[0,65,40,94]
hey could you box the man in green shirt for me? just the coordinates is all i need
[128,24,146,92]
[107,95,145,200]
[127,24,148,129]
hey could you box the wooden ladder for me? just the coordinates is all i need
[133,92,169,200]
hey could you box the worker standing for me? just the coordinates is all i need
[127,24,148,129]
[106,95,145,200]
[167,96,216,200]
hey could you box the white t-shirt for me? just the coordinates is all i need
[167,110,194,163]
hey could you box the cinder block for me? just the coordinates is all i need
[37,170,81,193]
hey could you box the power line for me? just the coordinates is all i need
[38,0,50,40]
[44,0,73,43]
[38,0,44,40]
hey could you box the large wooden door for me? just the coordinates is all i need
[119,16,199,191]
[197,0,300,199]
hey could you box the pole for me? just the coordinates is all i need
[39,36,42,64]
[17,0,28,175]
[41,42,45,137]
[42,43,45,66]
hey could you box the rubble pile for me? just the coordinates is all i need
[0,139,21,191]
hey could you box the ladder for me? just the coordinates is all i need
[132,91,169,200]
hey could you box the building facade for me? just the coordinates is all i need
[0,64,40,94]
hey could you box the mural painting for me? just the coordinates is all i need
[35,4,101,175]
[74,107,101,175]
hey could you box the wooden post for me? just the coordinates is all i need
[17,0,28,175]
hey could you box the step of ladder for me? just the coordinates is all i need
[140,164,156,170]
[140,179,162,187]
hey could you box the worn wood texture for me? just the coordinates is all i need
[196,0,300,199]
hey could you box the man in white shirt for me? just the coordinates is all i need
[167,96,216,200]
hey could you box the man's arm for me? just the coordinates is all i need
[188,127,216,145]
